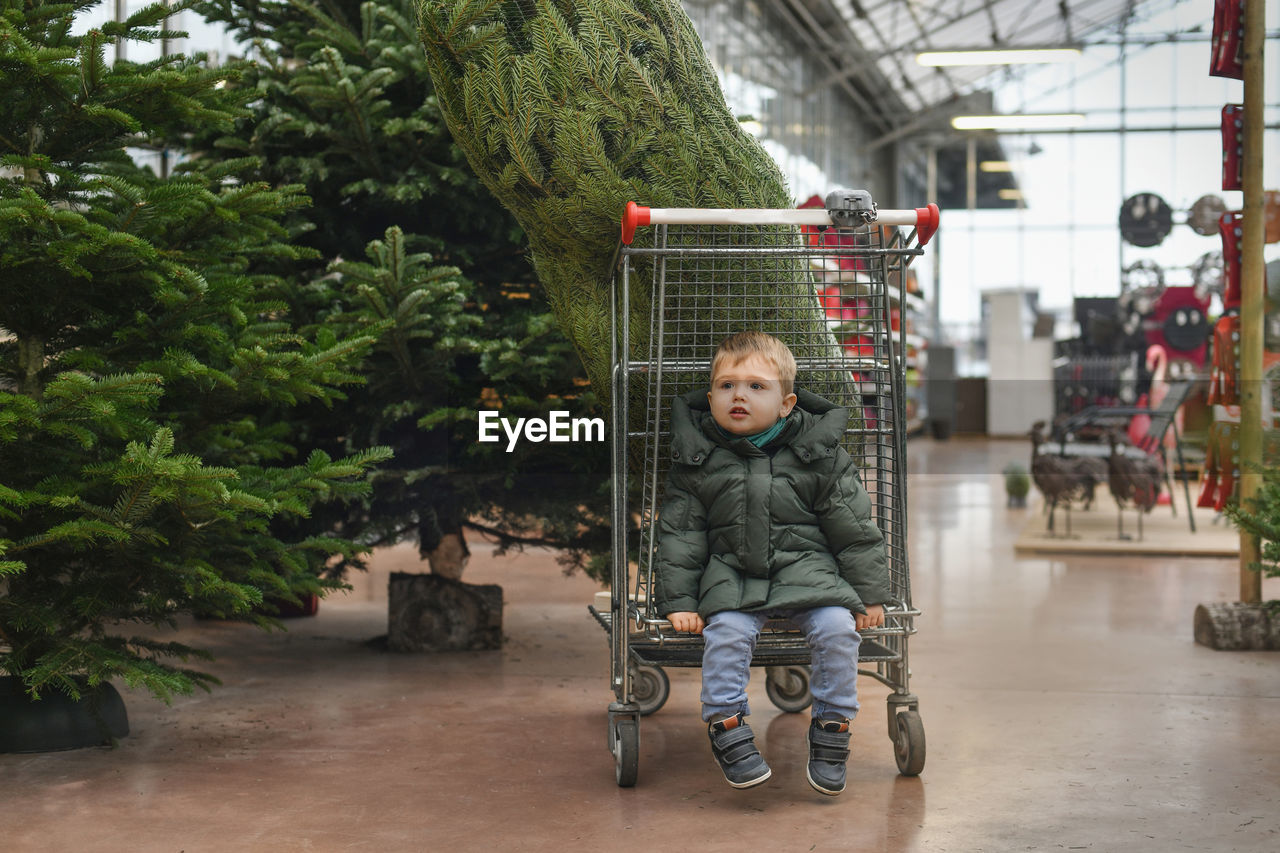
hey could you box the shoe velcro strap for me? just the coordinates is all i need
[810,728,850,761]
[712,724,757,750]
[712,726,762,765]
[810,728,850,747]
[720,741,762,764]
[810,744,850,762]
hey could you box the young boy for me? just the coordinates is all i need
[654,331,890,795]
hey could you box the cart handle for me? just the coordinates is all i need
[621,201,940,247]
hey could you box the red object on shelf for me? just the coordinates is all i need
[818,284,840,314]
[842,334,877,358]
[1210,0,1244,79]
[1220,105,1244,191]
[818,285,870,322]
[1207,315,1241,407]
[1144,286,1210,368]
[1197,421,1246,511]
[1218,210,1244,308]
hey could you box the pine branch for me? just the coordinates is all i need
[463,517,575,551]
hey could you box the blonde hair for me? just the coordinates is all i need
[710,331,797,396]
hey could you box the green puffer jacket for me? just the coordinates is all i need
[654,388,891,618]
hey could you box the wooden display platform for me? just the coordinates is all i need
[1014,492,1240,557]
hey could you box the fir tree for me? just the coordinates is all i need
[0,0,389,702]
[192,0,613,578]
[414,0,839,395]
[196,0,530,281]
[1224,445,1280,608]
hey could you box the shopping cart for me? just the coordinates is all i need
[591,191,939,787]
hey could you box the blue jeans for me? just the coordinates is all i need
[700,606,862,722]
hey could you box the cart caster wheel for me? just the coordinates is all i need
[629,664,670,716]
[611,715,639,787]
[893,710,926,777]
[765,665,812,713]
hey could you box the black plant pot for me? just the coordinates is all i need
[0,676,129,753]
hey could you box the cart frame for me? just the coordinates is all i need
[593,192,938,786]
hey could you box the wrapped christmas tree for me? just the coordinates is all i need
[414,0,838,393]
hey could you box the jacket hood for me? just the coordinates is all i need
[669,387,849,465]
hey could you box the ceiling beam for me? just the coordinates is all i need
[764,0,903,133]
[951,122,1280,134]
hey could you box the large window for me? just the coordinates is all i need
[934,0,1280,370]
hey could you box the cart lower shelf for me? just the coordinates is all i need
[591,605,926,785]
[589,605,911,665]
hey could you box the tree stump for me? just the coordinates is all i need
[1193,602,1280,651]
[387,573,503,652]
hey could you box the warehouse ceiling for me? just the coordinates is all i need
[765,0,1188,209]
[774,0,1180,136]
[840,0,1155,113]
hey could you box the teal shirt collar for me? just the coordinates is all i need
[716,417,788,448]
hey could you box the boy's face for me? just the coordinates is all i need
[708,354,798,436]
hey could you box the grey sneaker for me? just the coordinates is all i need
[806,717,851,795]
[707,713,771,789]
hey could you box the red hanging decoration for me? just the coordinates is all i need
[1220,105,1244,191]
[1210,0,1245,79]
[1218,211,1244,308]
[1206,315,1241,408]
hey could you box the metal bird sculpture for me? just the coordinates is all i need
[1106,430,1163,541]
[1047,415,1107,508]
[1074,455,1108,511]
[1030,421,1106,536]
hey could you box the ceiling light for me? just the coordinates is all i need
[917,48,1082,66]
[979,161,1014,172]
[951,113,1085,131]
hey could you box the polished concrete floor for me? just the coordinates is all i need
[3,438,1278,852]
